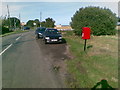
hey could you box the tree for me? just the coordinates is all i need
[26,19,40,27]
[2,17,20,31]
[41,21,46,27]
[0,17,13,34]
[70,6,117,36]
[44,18,55,28]
[34,19,40,27]
[26,18,55,28]
[9,17,20,29]
[26,20,34,27]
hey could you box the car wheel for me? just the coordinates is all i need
[35,35,38,39]
[40,36,43,39]
[42,37,45,41]
[45,41,47,44]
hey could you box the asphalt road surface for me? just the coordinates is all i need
[2,30,68,88]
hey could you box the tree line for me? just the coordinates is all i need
[0,17,55,35]
[1,6,118,36]
[0,17,21,34]
[25,17,55,28]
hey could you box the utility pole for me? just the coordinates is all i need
[19,13,22,30]
[4,15,7,19]
[14,17,15,30]
[7,5,11,30]
[40,12,42,27]
[14,17,17,31]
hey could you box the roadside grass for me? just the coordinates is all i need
[1,30,29,37]
[63,31,118,88]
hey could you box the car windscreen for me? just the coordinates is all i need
[46,29,58,34]
[37,28,45,31]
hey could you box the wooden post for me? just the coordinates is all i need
[84,39,87,51]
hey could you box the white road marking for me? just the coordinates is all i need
[0,44,13,55]
[1,35,22,55]
[16,36,21,41]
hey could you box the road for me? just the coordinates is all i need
[2,30,68,88]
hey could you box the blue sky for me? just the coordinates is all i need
[2,2,118,25]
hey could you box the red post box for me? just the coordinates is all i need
[82,27,91,39]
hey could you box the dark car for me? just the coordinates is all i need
[35,27,46,39]
[42,28,62,44]
[23,27,30,30]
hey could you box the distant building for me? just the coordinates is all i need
[55,25,62,27]
[117,22,120,26]
[21,22,26,26]
[54,25,73,31]
[116,22,120,30]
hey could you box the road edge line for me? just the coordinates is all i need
[0,44,13,55]
[16,36,21,41]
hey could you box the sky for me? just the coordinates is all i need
[1,1,119,25]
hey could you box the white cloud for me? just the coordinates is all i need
[118,2,120,17]
[88,2,118,16]
[1,1,119,24]
[0,2,2,17]
[1,3,26,17]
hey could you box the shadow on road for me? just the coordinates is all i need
[35,38,67,44]
[36,38,68,59]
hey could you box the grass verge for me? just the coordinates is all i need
[63,31,118,88]
[1,30,29,37]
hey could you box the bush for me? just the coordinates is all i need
[70,7,117,36]
[0,26,12,35]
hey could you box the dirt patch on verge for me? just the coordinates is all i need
[64,44,75,60]
[36,39,73,87]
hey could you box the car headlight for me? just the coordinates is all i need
[45,37,50,39]
[38,33,42,35]
[59,37,62,39]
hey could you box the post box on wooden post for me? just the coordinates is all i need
[82,27,91,51]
